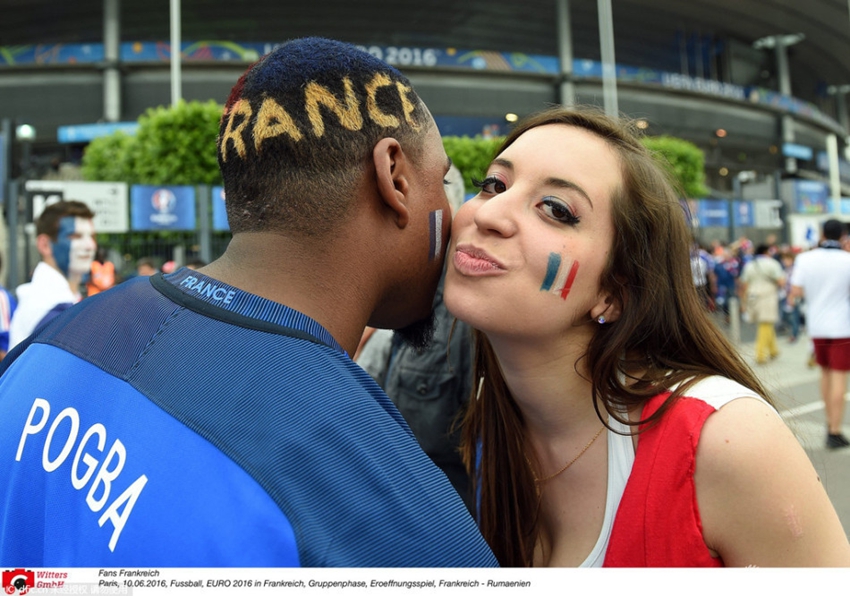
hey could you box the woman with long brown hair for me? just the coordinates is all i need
[444,106,850,567]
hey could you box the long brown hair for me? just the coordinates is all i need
[459,105,771,566]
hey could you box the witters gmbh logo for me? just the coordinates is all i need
[2,569,34,595]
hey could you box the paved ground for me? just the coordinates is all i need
[717,315,850,538]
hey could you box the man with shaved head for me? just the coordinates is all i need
[0,37,496,568]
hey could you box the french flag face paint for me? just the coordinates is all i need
[53,216,96,278]
[428,209,444,261]
[540,252,579,300]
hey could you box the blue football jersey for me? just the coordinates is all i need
[0,269,497,567]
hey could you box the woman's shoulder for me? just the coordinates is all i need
[677,375,771,412]
[693,385,850,565]
[639,376,776,449]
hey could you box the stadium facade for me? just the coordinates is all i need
[3,0,850,249]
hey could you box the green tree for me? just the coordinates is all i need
[641,135,709,198]
[80,101,225,265]
[82,109,708,200]
[130,100,223,185]
[80,130,135,182]
[81,100,223,185]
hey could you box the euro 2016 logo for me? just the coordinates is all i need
[2,569,34,595]
[149,188,180,226]
[151,188,176,214]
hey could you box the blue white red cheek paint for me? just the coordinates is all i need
[428,209,444,261]
[540,252,580,300]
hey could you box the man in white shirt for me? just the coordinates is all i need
[790,219,850,449]
[8,201,96,350]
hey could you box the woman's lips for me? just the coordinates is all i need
[453,244,506,276]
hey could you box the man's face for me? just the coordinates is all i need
[369,117,452,344]
[418,120,453,271]
[400,124,452,317]
[53,216,96,277]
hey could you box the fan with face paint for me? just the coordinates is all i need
[51,216,97,279]
[31,201,97,285]
[7,201,97,351]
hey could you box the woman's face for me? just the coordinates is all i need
[444,123,621,342]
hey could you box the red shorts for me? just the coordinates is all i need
[813,338,850,371]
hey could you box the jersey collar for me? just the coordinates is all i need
[154,267,345,354]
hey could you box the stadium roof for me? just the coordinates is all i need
[5,0,850,105]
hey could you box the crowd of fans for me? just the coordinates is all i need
[694,234,802,342]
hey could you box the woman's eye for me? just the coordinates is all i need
[541,197,580,225]
[471,176,506,195]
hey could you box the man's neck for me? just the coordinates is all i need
[65,272,82,295]
[42,259,80,295]
[199,232,379,356]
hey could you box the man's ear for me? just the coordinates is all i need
[372,137,410,229]
[36,234,54,261]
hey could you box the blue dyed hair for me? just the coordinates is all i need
[217,37,432,235]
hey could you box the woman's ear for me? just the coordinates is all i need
[591,293,623,324]
[372,137,410,229]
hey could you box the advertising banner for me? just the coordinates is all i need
[58,122,139,143]
[212,186,228,231]
[787,214,829,249]
[131,185,196,231]
[792,179,829,214]
[25,180,129,233]
[733,200,754,227]
[696,199,729,227]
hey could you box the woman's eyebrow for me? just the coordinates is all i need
[492,157,513,170]
[491,157,593,210]
[543,177,593,210]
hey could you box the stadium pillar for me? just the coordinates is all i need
[754,33,804,175]
[103,0,121,122]
[597,0,618,117]
[556,0,575,106]
[170,0,182,106]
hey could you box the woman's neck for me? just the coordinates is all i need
[487,333,599,439]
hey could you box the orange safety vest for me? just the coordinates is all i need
[87,260,116,296]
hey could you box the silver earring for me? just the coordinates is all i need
[597,316,606,324]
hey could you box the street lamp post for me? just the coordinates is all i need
[15,124,35,178]
[14,123,35,286]
[731,170,757,243]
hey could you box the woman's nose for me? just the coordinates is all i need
[471,191,519,237]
